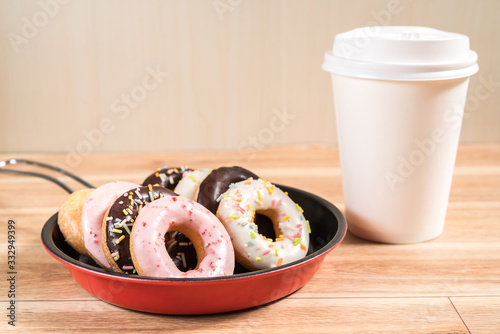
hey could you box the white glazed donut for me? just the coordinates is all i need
[174,168,212,200]
[216,178,310,271]
[81,181,139,269]
[130,195,235,278]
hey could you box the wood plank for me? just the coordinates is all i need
[451,296,500,334]
[3,297,468,333]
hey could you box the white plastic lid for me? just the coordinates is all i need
[322,26,478,81]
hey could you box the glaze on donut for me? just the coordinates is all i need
[130,196,235,278]
[81,181,140,269]
[174,168,212,200]
[142,166,192,191]
[196,166,259,215]
[102,185,177,274]
[216,178,310,271]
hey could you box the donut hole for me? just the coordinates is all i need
[254,211,278,240]
[164,230,199,272]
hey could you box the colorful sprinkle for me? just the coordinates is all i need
[188,174,197,182]
[255,257,261,261]
[122,224,131,235]
[216,193,225,202]
[293,237,302,246]
[236,204,245,214]
[300,244,307,251]
[115,235,126,244]
[295,203,304,213]
[250,231,257,239]
[275,249,279,256]
[282,215,290,221]
[110,228,122,234]
[256,190,263,202]
[306,220,311,234]
[159,173,167,183]
[168,240,178,251]
[122,265,134,271]
[179,252,187,268]
[122,209,129,216]
[247,240,255,246]
[262,249,271,256]
[277,258,283,266]
[114,254,120,261]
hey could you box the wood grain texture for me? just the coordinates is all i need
[6,298,469,333]
[0,0,499,153]
[0,144,499,332]
[451,297,500,334]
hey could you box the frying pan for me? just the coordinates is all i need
[41,184,346,315]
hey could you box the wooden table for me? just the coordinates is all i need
[1,145,499,333]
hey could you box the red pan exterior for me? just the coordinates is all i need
[50,245,331,314]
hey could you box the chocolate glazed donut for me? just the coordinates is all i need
[142,166,192,191]
[196,166,259,215]
[197,166,277,249]
[103,185,196,274]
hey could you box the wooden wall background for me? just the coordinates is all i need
[0,0,499,154]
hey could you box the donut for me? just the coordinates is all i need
[81,181,140,269]
[142,166,192,190]
[58,188,94,257]
[130,196,235,278]
[216,178,310,271]
[101,185,177,274]
[196,166,259,215]
[164,230,198,272]
[174,168,212,200]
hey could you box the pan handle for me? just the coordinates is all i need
[0,158,95,194]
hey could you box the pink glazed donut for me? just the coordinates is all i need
[130,196,235,278]
[81,181,140,269]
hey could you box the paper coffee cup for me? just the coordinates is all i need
[322,26,478,243]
